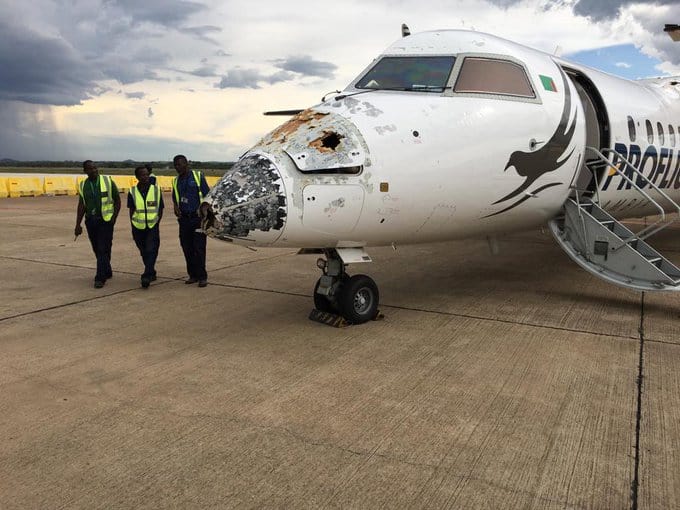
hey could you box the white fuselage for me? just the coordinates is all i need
[202,30,680,249]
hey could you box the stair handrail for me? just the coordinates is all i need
[599,147,680,240]
[599,147,680,216]
[585,146,679,243]
[585,146,664,243]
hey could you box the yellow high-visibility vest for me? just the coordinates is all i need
[78,175,114,221]
[172,170,204,210]
[130,183,161,229]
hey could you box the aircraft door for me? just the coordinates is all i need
[302,184,365,235]
[562,67,610,197]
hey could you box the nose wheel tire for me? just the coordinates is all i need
[337,274,379,324]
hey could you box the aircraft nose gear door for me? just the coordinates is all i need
[302,184,365,235]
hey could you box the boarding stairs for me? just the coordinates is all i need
[549,146,680,291]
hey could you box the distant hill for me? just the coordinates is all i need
[0,160,235,171]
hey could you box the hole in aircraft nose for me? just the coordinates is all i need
[310,131,344,152]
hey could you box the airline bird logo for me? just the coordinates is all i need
[489,69,577,214]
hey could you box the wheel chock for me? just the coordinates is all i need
[309,309,350,327]
[308,309,385,327]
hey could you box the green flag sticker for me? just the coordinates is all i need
[540,75,557,92]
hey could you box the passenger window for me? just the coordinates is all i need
[627,116,636,142]
[646,120,654,144]
[670,125,676,147]
[454,58,534,97]
[657,122,665,146]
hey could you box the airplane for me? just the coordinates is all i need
[199,28,680,324]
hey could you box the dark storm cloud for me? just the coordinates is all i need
[110,0,208,27]
[0,101,72,160]
[214,69,295,89]
[0,20,98,105]
[0,0,211,106]
[273,56,337,79]
[99,45,171,84]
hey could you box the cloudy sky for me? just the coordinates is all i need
[1,0,678,162]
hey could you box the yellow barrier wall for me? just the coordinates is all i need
[156,176,174,192]
[44,176,77,196]
[206,176,220,187]
[8,177,44,197]
[111,175,135,192]
[0,174,206,198]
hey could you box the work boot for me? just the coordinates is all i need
[185,277,198,284]
[141,277,150,289]
[94,280,104,289]
[198,279,208,288]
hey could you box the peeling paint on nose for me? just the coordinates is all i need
[256,109,369,172]
[203,154,287,244]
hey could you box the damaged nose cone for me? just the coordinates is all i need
[203,154,287,244]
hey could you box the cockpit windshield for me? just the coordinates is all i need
[355,56,456,92]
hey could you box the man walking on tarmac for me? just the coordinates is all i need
[172,154,210,287]
[74,160,121,288]
[128,166,164,288]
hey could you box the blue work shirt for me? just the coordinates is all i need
[172,170,210,215]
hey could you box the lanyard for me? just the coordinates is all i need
[88,179,97,215]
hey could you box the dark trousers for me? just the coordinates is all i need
[85,216,114,282]
[178,216,207,280]
[132,226,160,279]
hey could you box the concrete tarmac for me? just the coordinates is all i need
[1,195,679,509]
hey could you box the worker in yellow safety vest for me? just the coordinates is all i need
[128,166,164,288]
[172,154,210,287]
[74,160,121,288]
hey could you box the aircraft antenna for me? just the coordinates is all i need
[321,90,341,102]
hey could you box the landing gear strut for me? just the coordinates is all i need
[314,249,379,324]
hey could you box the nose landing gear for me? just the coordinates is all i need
[314,249,379,324]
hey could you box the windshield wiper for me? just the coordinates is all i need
[332,89,383,101]
[335,86,447,100]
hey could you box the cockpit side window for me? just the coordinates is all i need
[453,57,535,98]
[355,56,455,92]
